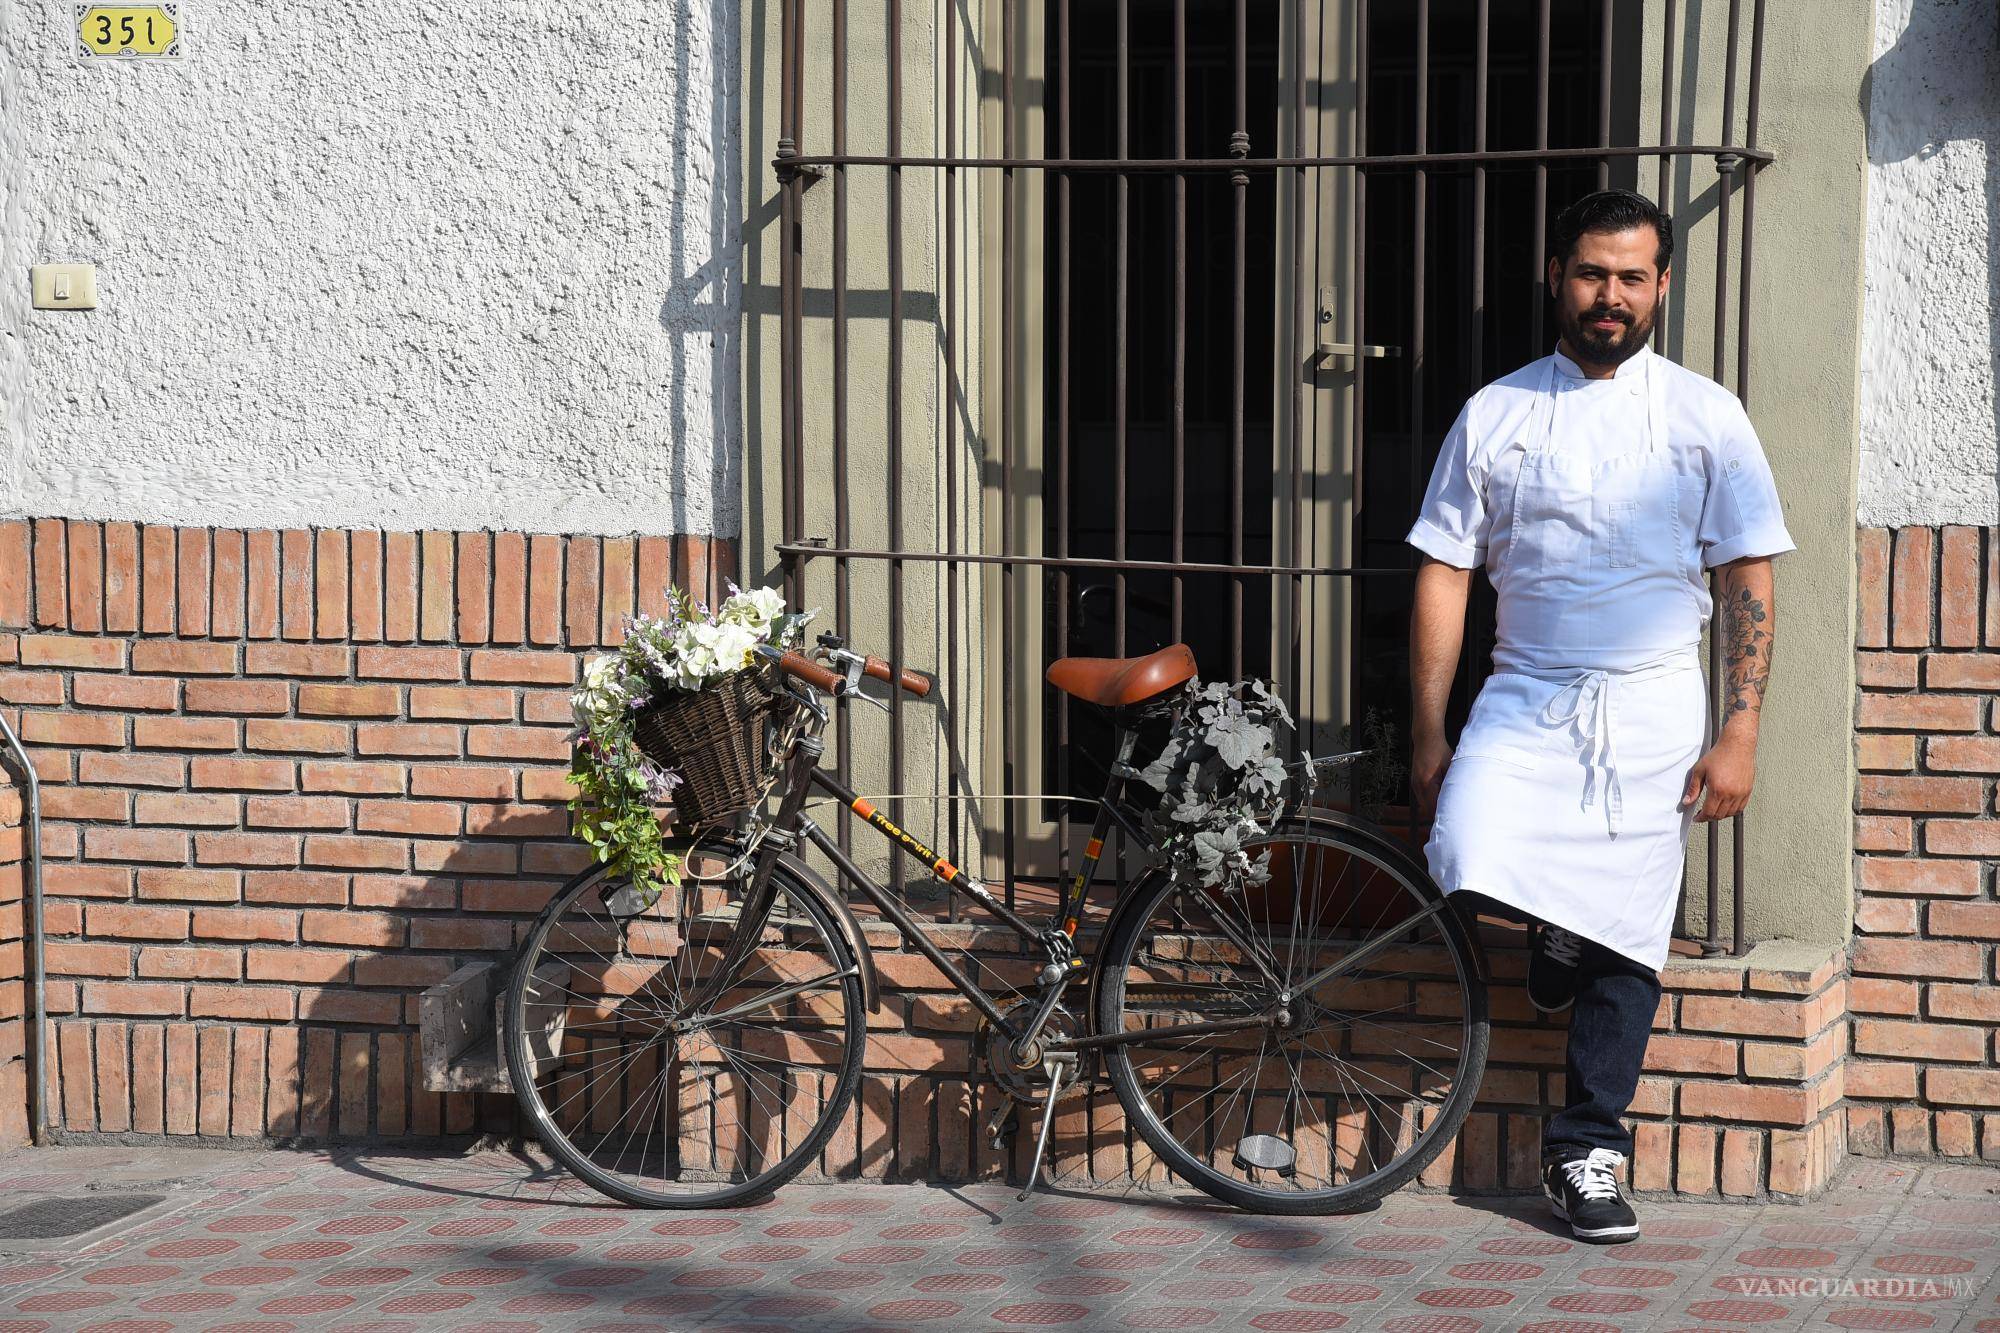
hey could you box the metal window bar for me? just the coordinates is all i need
[772,0,1771,957]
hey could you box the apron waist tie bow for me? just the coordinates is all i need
[1540,670,1622,835]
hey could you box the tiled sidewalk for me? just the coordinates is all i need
[0,1146,1995,1331]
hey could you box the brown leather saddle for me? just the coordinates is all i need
[1044,643,1198,709]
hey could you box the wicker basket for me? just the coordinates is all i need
[630,665,782,824]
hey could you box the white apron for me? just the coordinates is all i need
[1423,353,1708,974]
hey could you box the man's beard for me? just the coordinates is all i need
[1559,302,1655,366]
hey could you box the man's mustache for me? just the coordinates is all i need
[1580,308,1632,326]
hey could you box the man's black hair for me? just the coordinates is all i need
[1548,189,1675,273]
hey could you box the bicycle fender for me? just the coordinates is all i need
[1273,809,1494,987]
[771,851,884,1015]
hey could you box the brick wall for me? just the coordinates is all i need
[1851,524,2000,1160]
[0,518,732,1141]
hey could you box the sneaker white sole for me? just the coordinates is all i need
[1526,990,1575,1015]
[1546,1192,1640,1242]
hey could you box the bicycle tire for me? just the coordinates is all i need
[506,854,868,1209]
[1095,824,1490,1215]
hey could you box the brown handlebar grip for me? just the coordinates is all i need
[862,655,932,697]
[777,651,844,694]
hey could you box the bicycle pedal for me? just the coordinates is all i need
[982,1101,1019,1152]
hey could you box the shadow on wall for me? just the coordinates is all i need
[1862,0,2000,510]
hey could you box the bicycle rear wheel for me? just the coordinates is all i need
[1095,822,1488,1214]
[506,849,867,1208]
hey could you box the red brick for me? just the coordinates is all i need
[303,834,407,870]
[528,533,562,645]
[45,941,135,977]
[463,803,569,838]
[1930,983,2000,1023]
[1855,815,1913,853]
[355,953,455,987]
[229,1026,267,1137]
[246,795,350,829]
[565,537,600,647]
[82,982,185,1017]
[1856,1017,1984,1063]
[492,531,527,644]
[414,841,515,873]
[419,530,455,642]
[133,716,237,751]
[137,946,241,981]
[191,907,297,942]
[191,986,295,1021]
[355,723,459,757]
[72,675,176,711]
[1678,994,1811,1040]
[22,710,125,748]
[278,527,313,640]
[19,634,124,670]
[246,529,280,639]
[1852,935,1984,981]
[244,641,350,679]
[194,832,300,867]
[408,917,514,950]
[41,786,131,821]
[679,534,715,605]
[1848,976,1919,1016]
[299,761,404,795]
[43,864,131,898]
[350,529,384,641]
[210,528,245,639]
[1928,900,2000,939]
[1680,1081,1812,1128]
[190,757,297,792]
[1989,527,2000,649]
[314,529,348,639]
[1639,1034,1737,1076]
[162,1023,196,1133]
[184,679,291,715]
[467,725,571,761]
[601,537,635,645]
[1924,652,2000,689]
[637,535,671,620]
[1858,694,1981,731]
[1859,775,1985,814]
[457,531,491,644]
[0,521,29,628]
[300,988,401,1026]
[1927,736,2000,773]
[351,874,455,910]
[298,683,401,717]
[1929,1069,2000,1108]
[1924,821,2000,856]
[356,800,460,836]
[1858,858,1983,897]
[136,869,242,903]
[521,841,592,875]
[130,640,238,675]
[85,903,190,940]
[1855,895,1918,935]
[1891,527,1934,648]
[1939,526,1981,647]
[410,765,514,800]
[460,879,556,914]
[0,671,62,705]
[356,646,461,680]
[31,519,66,630]
[84,827,189,864]
[301,910,406,948]
[409,685,513,720]
[65,521,103,633]
[246,947,353,984]
[520,768,574,803]
[243,870,348,906]
[176,527,211,634]
[134,793,241,827]
[383,530,419,641]
[246,719,350,754]
[469,650,577,685]
[1858,651,1918,689]
[1847,1059,1919,1100]
[520,689,571,724]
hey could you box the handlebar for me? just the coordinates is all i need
[770,647,932,699]
[860,654,932,698]
[775,650,844,694]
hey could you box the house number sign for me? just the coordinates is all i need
[75,4,182,59]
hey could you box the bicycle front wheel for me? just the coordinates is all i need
[506,853,867,1208]
[1096,823,1488,1214]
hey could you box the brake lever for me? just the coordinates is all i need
[831,648,891,714]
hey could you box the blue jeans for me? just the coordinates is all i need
[1450,890,1661,1163]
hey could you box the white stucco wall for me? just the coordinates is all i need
[1858,0,1999,527]
[0,0,740,537]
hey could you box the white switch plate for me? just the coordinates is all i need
[31,263,98,310]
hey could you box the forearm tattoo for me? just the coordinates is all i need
[1721,581,1772,725]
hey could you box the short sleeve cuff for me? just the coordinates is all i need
[1407,518,1484,569]
[1703,528,1797,568]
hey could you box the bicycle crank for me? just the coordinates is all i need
[977,1000,1091,1107]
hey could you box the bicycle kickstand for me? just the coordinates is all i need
[1016,1051,1079,1203]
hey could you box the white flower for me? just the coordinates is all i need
[719,586,786,632]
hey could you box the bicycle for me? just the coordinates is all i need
[505,634,1490,1214]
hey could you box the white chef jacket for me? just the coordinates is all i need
[1405,343,1795,971]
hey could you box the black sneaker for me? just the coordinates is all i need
[1527,922,1584,1014]
[1543,1148,1640,1243]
